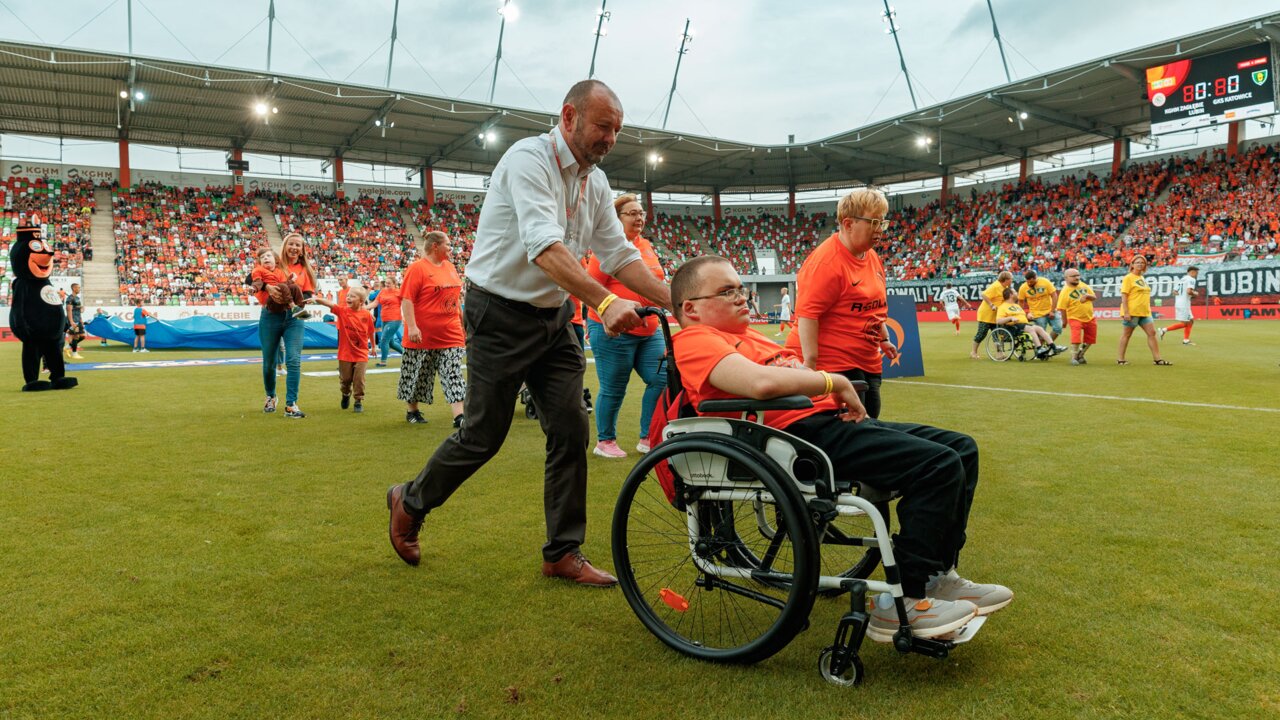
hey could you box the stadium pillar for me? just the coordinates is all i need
[788,189,796,219]
[645,183,653,214]
[713,191,722,228]
[421,166,434,209]
[1019,156,1028,182]
[117,139,131,189]
[1227,121,1241,158]
[231,148,244,197]
[334,156,345,199]
[940,173,950,204]
[1111,138,1129,177]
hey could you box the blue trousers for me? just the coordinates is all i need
[585,318,664,442]
[259,308,303,405]
[380,319,405,363]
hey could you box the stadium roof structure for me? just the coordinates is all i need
[1,11,1279,195]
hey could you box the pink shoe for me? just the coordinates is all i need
[593,440,627,458]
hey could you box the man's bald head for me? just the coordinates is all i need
[560,80,624,167]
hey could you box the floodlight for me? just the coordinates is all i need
[119,90,128,99]
[375,119,382,127]
[498,2,518,21]
[1019,111,1028,120]
[486,131,497,143]
[255,103,269,116]
[271,107,278,114]
[134,90,145,101]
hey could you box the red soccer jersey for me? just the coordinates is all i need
[332,304,375,362]
[399,258,464,350]
[785,234,887,374]
[377,289,403,322]
[585,236,666,336]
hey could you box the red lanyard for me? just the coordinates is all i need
[549,135,589,226]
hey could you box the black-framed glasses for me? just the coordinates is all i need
[687,285,748,302]
[846,215,891,232]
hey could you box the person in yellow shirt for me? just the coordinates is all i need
[970,271,1013,359]
[1056,268,1097,365]
[1018,270,1064,346]
[995,288,1055,358]
[1117,256,1170,366]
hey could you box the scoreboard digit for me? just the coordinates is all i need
[1147,41,1276,135]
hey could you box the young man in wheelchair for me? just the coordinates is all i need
[669,255,1012,640]
[996,288,1058,359]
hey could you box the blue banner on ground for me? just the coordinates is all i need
[86,315,339,350]
[883,294,925,379]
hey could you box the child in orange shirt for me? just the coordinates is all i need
[250,246,306,318]
[314,286,375,412]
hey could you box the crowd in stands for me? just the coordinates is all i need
[8,141,1280,307]
[1,177,96,276]
[263,192,416,282]
[413,197,480,268]
[114,184,267,305]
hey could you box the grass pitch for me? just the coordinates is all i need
[1,320,1277,719]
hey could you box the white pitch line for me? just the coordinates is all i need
[886,379,1280,413]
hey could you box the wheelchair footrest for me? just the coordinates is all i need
[947,614,987,645]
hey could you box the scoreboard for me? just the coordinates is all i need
[1147,42,1276,135]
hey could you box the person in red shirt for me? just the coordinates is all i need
[249,246,304,317]
[669,255,1011,639]
[373,278,405,367]
[584,194,667,458]
[398,231,466,427]
[787,188,897,418]
[255,232,317,419]
[314,286,375,412]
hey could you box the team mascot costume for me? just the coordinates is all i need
[9,218,77,391]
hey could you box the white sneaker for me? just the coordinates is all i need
[866,596,978,643]
[1157,327,1167,340]
[1182,340,1195,346]
[71,352,85,359]
[140,348,150,353]
[925,569,1013,616]
[636,440,651,454]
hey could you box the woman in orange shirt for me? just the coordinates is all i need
[374,278,405,367]
[584,194,667,458]
[786,188,898,418]
[256,232,317,418]
[397,231,466,427]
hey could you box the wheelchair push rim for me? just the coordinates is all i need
[611,436,819,665]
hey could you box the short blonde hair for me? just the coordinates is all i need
[346,286,369,304]
[613,193,641,217]
[424,231,448,249]
[836,188,889,222]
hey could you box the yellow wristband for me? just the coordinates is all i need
[819,371,833,398]
[597,293,619,317]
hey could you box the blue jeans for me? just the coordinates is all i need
[380,319,405,363]
[259,308,303,405]
[586,318,664,442]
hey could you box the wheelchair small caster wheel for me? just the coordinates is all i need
[818,647,864,687]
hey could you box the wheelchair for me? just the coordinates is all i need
[612,309,986,686]
[985,325,1044,362]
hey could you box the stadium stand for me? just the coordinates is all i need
[113,184,267,305]
[646,211,704,277]
[412,197,480,268]
[264,192,416,282]
[1,177,96,274]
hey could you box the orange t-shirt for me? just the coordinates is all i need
[250,265,289,307]
[377,289,403,322]
[569,295,584,327]
[784,234,887,374]
[332,304,375,362]
[673,324,838,431]
[286,262,315,293]
[399,258,464,350]
[585,236,666,336]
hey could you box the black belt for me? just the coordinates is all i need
[465,280,564,319]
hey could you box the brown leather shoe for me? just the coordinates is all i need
[386,484,423,566]
[541,550,618,587]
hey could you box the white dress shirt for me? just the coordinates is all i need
[465,125,640,308]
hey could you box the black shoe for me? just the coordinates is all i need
[452,414,464,429]
[406,411,428,424]
[353,401,363,413]
[341,394,351,410]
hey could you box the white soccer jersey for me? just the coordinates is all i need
[938,288,960,307]
[1174,275,1196,310]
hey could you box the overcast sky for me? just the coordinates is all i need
[2,0,1278,145]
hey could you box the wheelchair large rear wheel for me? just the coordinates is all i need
[986,327,1016,361]
[611,437,819,664]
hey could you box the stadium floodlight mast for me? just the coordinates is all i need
[880,2,918,111]
[661,19,694,130]
[489,0,518,104]
[588,1,611,79]
[266,0,275,71]
[385,0,400,88]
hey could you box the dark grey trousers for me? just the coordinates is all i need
[402,284,590,563]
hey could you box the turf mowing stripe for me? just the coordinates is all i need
[887,379,1280,413]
